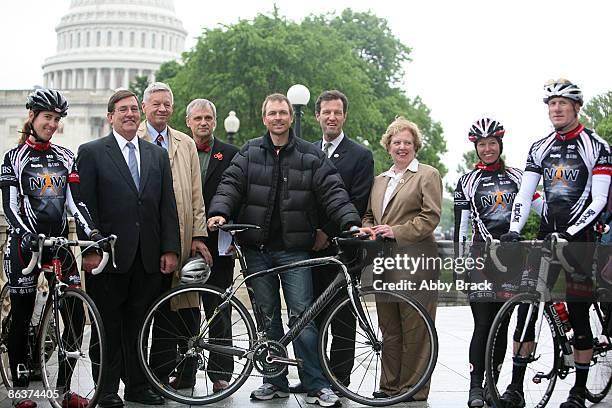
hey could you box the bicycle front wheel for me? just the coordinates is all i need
[138,284,257,405]
[586,301,612,402]
[39,287,105,408]
[0,283,12,389]
[485,293,562,408]
[318,288,438,406]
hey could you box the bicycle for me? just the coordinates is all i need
[0,233,115,407]
[483,233,612,407]
[137,224,438,406]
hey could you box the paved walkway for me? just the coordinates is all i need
[1,306,610,407]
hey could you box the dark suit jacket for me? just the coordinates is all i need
[202,138,239,258]
[76,133,180,274]
[314,135,374,238]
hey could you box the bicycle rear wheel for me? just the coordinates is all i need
[138,284,257,405]
[485,293,562,408]
[586,301,612,402]
[0,283,12,388]
[39,287,105,408]
[318,288,438,406]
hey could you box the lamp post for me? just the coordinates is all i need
[224,110,240,145]
[287,84,310,139]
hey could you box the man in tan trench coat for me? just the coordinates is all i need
[136,82,212,396]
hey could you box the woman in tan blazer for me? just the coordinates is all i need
[362,116,442,401]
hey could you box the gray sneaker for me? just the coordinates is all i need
[250,383,290,400]
[305,387,341,407]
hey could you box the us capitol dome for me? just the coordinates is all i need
[0,0,187,154]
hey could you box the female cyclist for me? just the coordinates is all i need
[0,88,104,408]
[454,118,542,407]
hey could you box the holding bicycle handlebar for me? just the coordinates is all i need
[0,89,109,408]
[498,79,612,408]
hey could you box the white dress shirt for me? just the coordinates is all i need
[113,130,141,173]
[321,132,345,158]
[380,158,419,214]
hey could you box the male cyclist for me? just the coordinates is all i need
[501,79,612,408]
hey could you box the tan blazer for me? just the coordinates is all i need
[138,121,207,269]
[362,162,442,246]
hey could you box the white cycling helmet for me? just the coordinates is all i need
[180,255,211,285]
[543,79,583,105]
[468,118,505,143]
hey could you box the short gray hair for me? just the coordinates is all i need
[143,82,174,104]
[186,98,217,119]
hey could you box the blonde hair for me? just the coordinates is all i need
[544,77,573,86]
[379,116,422,152]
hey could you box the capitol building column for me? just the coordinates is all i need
[95,68,102,90]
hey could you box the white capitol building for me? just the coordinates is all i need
[0,0,187,154]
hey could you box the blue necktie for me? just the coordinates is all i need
[126,142,140,189]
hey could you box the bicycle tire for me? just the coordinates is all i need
[39,287,105,408]
[585,301,612,402]
[138,284,257,405]
[318,288,438,406]
[485,292,560,408]
[0,283,12,389]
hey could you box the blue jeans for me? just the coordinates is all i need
[244,248,329,392]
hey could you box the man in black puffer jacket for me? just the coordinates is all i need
[208,93,360,406]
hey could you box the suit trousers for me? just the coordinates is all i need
[376,291,438,401]
[87,251,162,395]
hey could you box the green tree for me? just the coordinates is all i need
[162,9,446,176]
[156,60,181,84]
[580,91,612,143]
[129,75,150,101]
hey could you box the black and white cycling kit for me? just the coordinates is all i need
[510,124,611,236]
[0,139,96,294]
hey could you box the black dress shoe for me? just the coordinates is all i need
[124,387,164,405]
[289,382,305,393]
[98,393,124,408]
[373,390,390,398]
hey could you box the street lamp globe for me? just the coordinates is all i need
[287,84,310,106]
[224,110,240,144]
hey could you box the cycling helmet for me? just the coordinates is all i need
[543,80,583,105]
[180,255,211,285]
[26,88,69,117]
[468,118,505,142]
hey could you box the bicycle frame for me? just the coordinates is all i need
[204,234,380,362]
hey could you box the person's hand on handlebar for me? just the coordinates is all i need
[90,229,111,252]
[207,216,226,231]
[500,231,522,242]
[20,232,39,254]
[371,224,395,239]
[356,226,377,240]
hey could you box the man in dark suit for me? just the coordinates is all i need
[167,98,240,392]
[78,89,180,407]
[291,90,374,392]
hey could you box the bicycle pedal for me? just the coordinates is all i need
[532,372,543,384]
[266,355,302,367]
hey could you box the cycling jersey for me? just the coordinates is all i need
[0,139,96,240]
[454,162,542,252]
[510,125,612,236]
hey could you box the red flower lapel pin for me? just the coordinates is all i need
[213,152,223,161]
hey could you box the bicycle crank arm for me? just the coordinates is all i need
[266,355,302,367]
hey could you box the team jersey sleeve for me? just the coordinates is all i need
[509,171,540,233]
[0,151,18,188]
[453,176,470,259]
[525,143,543,174]
[566,174,611,237]
[65,160,97,237]
[593,138,612,176]
[0,150,33,237]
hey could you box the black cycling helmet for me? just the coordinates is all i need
[468,118,505,143]
[26,88,69,117]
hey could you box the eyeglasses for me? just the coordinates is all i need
[114,106,140,114]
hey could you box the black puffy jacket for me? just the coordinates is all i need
[209,130,360,250]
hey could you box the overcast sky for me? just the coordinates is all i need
[1,0,610,187]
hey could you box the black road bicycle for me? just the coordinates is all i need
[484,234,612,408]
[138,224,438,406]
[0,234,115,408]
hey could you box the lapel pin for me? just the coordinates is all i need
[214,152,223,160]
[333,153,339,158]
[399,179,405,184]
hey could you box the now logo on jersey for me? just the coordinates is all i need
[480,191,516,210]
[543,165,579,185]
[29,173,66,194]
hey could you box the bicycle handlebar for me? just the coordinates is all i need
[485,233,574,273]
[22,234,118,276]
